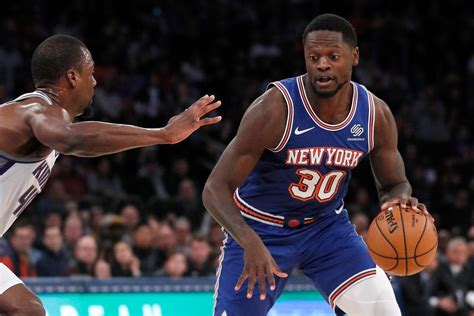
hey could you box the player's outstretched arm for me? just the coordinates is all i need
[369,96,428,214]
[27,95,221,157]
[203,88,288,301]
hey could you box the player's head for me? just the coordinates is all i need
[31,34,96,114]
[302,14,359,98]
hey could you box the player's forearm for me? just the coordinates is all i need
[378,180,412,204]
[61,121,171,157]
[202,181,261,248]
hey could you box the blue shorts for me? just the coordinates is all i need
[213,210,376,316]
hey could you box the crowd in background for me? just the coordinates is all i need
[0,1,473,315]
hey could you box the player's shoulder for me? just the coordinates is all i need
[20,97,66,114]
[235,84,288,148]
[244,85,286,120]
[17,97,68,124]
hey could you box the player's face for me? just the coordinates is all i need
[304,31,359,98]
[77,48,97,114]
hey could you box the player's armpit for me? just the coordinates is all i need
[203,88,287,248]
[369,97,411,203]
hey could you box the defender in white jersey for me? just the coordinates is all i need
[0,35,222,316]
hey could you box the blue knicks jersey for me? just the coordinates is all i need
[235,75,376,226]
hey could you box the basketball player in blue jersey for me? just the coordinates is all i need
[0,34,222,316]
[203,14,431,315]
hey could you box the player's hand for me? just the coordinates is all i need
[381,196,434,222]
[235,237,288,301]
[164,95,222,144]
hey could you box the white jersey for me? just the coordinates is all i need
[0,91,58,237]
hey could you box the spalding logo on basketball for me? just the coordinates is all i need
[366,205,438,276]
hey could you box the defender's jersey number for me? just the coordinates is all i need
[289,169,346,202]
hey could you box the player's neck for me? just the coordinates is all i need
[303,77,353,124]
[35,85,77,120]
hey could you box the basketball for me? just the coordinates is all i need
[365,205,438,276]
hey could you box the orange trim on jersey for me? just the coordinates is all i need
[233,193,284,225]
[269,81,294,152]
[329,269,377,307]
[297,76,358,131]
[303,218,318,225]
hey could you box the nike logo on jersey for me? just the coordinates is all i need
[294,126,315,135]
[335,205,344,214]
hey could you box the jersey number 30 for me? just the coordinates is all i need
[289,169,346,202]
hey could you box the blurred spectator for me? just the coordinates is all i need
[351,212,370,241]
[468,227,474,260]
[431,238,473,316]
[86,158,125,202]
[36,226,70,277]
[174,178,205,229]
[98,214,128,252]
[164,158,191,196]
[110,241,141,277]
[120,204,141,233]
[68,235,98,277]
[175,217,192,253]
[0,222,38,277]
[43,212,63,229]
[153,223,177,257]
[132,223,164,276]
[208,221,226,250]
[399,254,439,316]
[94,259,112,279]
[441,190,471,235]
[159,252,188,279]
[63,215,85,256]
[187,235,214,277]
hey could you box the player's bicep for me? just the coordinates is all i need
[208,89,286,190]
[212,137,263,190]
[369,97,408,191]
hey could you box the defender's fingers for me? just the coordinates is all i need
[198,116,222,126]
[198,100,222,116]
[185,95,213,113]
[193,94,215,108]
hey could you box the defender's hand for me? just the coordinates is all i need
[164,95,222,144]
[234,237,288,301]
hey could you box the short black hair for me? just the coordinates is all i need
[31,34,88,86]
[303,14,357,47]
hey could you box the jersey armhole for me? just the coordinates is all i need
[267,82,294,152]
[367,91,375,152]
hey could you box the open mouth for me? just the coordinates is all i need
[317,76,333,83]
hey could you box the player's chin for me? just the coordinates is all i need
[314,87,338,98]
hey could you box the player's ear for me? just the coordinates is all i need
[66,69,78,88]
[352,46,359,67]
